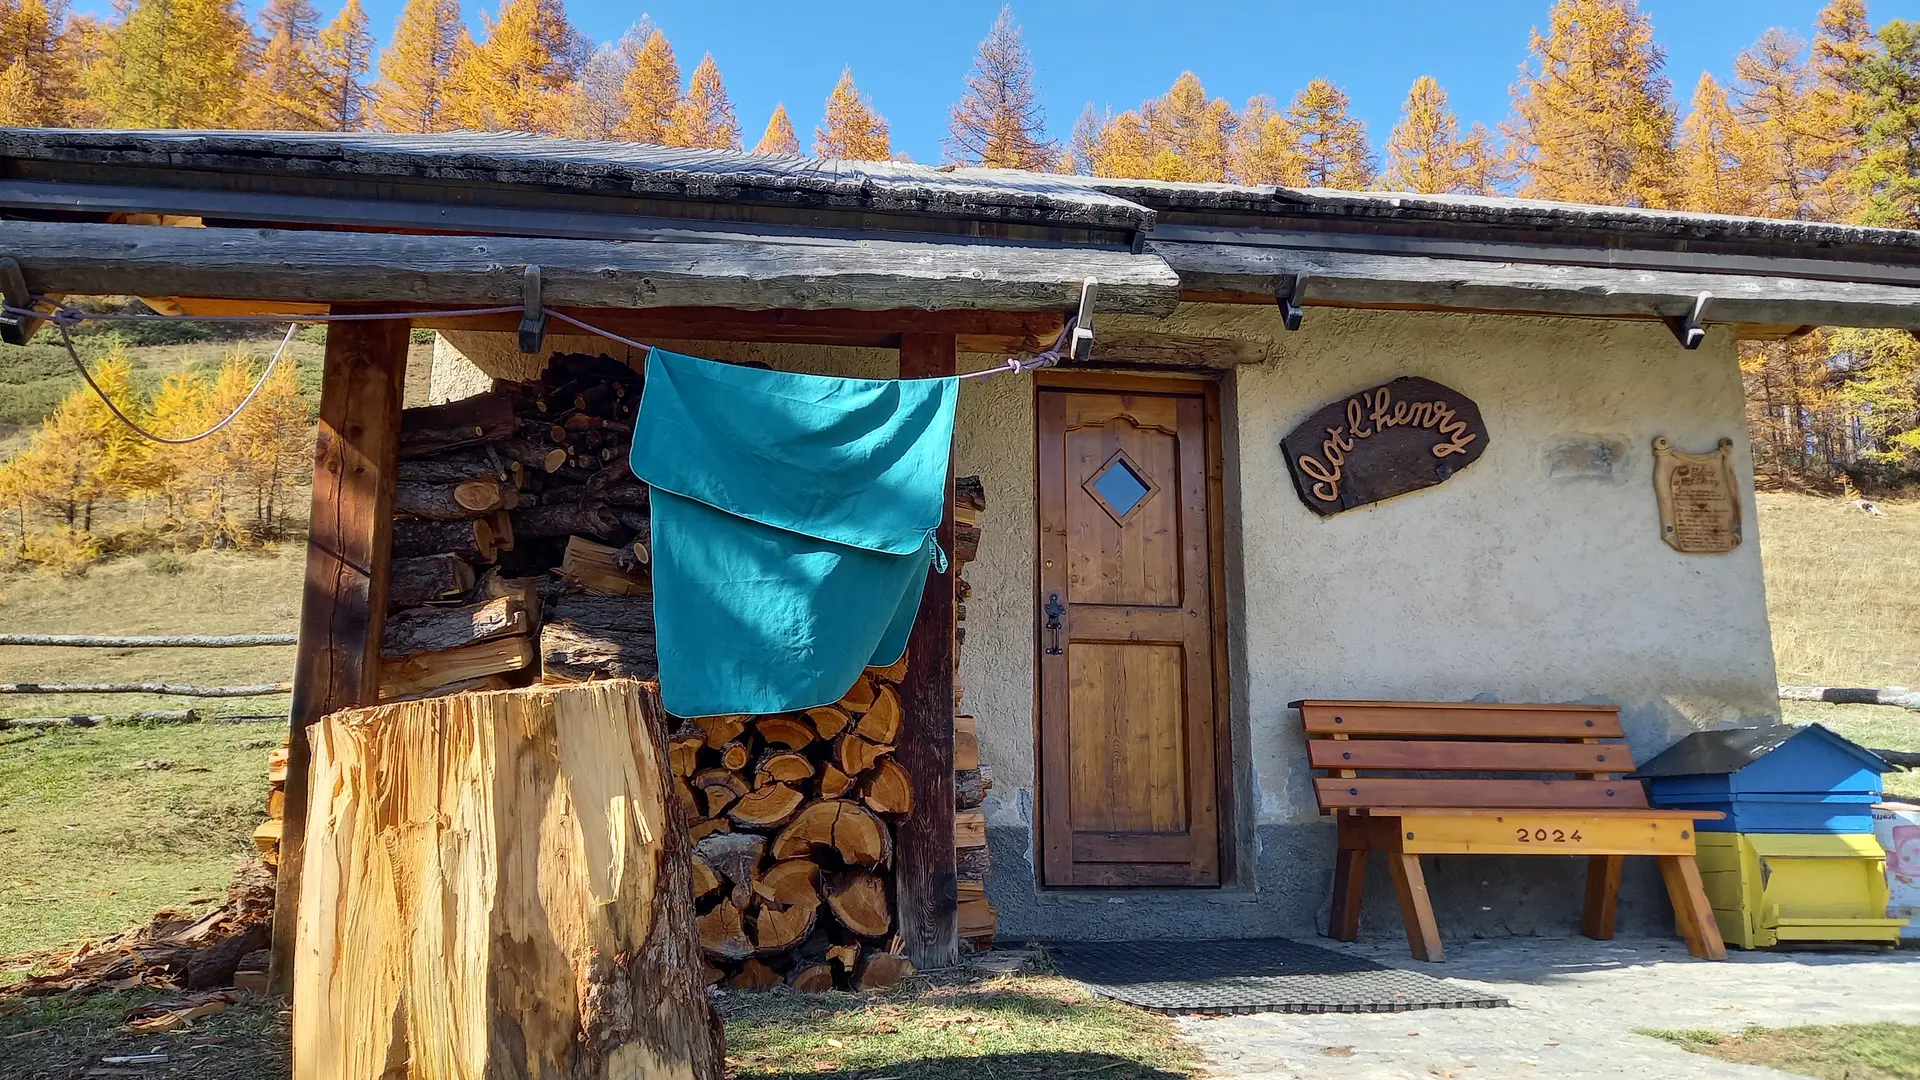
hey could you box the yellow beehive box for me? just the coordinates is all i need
[1692,832,1906,949]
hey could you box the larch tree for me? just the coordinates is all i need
[1854,19,1920,228]
[445,0,583,134]
[1507,0,1677,207]
[86,0,253,128]
[1090,72,1235,182]
[753,102,800,155]
[562,39,631,139]
[814,67,890,160]
[944,4,1053,169]
[1058,102,1102,174]
[0,0,78,126]
[370,0,461,132]
[1675,72,1770,215]
[313,0,375,130]
[1382,75,1498,195]
[246,0,325,129]
[1807,0,1879,219]
[614,22,677,144]
[1281,78,1375,187]
[1230,95,1299,184]
[1730,29,1816,218]
[666,52,740,149]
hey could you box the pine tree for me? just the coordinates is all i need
[944,4,1053,169]
[1382,75,1498,195]
[814,67,890,160]
[370,0,461,132]
[666,52,739,149]
[1090,72,1234,182]
[86,0,252,128]
[445,0,583,134]
[0,0,77,126]
[1854,19,1920,228]
[313,0,375,130]
[1675,72,1770,214]
[753,102,799,155]
[1507,0,1677,207]
[613,22,677,143]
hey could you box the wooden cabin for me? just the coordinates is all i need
[7,129,1920,972]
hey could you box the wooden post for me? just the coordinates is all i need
[267,316,410,998]
[894,331,959,971]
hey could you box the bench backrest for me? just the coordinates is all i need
[1294,700,1647,812]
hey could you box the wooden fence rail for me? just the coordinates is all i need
[0,682,293,696]
[1779,685,1920,712]
[0,634,297,648]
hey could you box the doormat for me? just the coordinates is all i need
[1044,938,1509,1015]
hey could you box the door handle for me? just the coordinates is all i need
[1044,592,1065,655]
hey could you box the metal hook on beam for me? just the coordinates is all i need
[1667,291,1710,350]
[518,264,548,355]
[1069,277,1097,363]
[1277,274,1307,332]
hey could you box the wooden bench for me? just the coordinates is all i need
[1297,699,1727,963]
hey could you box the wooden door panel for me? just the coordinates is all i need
[1039,384,1223,888]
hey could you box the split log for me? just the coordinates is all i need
[392,517,496,563]
[869,656,909,684]
[855,951,914,991]
[836,735,890,777]
[560,536,650,597]
[291,680,723,1080]
[692,769,748,818]
[789,963,834,993]
[488,509,515,552]
[836,677,878,715]
[380,596,527,659]
[702,964,725,987]
[959,898,997,941]
[692,860,722,900]
[818,765,855,800]
[398,393,517,459]
[860,758,913,817]
[955,811,986,850]
[805,705,853,740]
[955,764,993,810]
[827,943,859,979]
[668,734,702,777]
[755,751,814,787]
[672,776,698,817]
[729,784,806,830]
[379,673,516,704]
[825,873,891,939]
[752,860,820,908]
[697,898,754,962]
[955,474,985,511]
[386,554,474,610]
[756,715,816,749]
[693,715,747,746]
[953,522,981,564]
[393,476,512,520]
[727,958,780,991]
[855,686,902,744]
[956,845,991,883]
[693,832,765,901]
[954,715,979,770]
[376,636,534,701]
[540,594,658,681]
[689,819,730,843]
[515,499,623,541]
[771,801,892,868]
[754,900,818,954]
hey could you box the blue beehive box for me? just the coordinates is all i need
[1632,724,1889,834]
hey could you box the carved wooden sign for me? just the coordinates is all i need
[1280,377,1489,516]
[1653,436,1741,552]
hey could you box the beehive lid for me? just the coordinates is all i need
[1631,724,1890,779]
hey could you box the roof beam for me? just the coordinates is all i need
[2,220,1182,317]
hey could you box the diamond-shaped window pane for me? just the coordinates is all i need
[1091,457,1152,518]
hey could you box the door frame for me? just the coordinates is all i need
[1031,370,1236,887]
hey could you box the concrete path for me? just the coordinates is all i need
[1177,937,1920,1079]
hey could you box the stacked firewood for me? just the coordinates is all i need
[251,739,290,869]
[380,354,656,700]
[951,476,997,949]
[670,657,923,991]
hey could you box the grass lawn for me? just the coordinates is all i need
[1755,492,1920,799]
[0,989,288,1080]
[1644,1023,1920,1079]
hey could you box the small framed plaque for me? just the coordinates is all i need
[1652,436,1741,553]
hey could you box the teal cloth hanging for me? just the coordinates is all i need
[629,349,958,718]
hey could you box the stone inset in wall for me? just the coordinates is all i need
[1544,435,1632,483]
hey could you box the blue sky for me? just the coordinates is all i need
[296,0,1920,159]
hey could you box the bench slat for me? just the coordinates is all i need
[1345,810,1704,856]
[1315,777,1651,810]
[1298,701,1623,739]
[1308,740,1635,773]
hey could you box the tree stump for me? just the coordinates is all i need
[292,679,723,1080]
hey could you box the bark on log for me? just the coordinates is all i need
[292,680,723,1080]
[516,500,624,541]
[396,449,511,485]
[956,845,991,883]
[540,594,658,681]
[954,475,985,512]
[398,393,517,459]
[855,951,914,990]
[790,963,834,993]
[1874,747,1920,769]
[393,475,512,520]
[380,596,527,659]
[392,517,496,563]
[955,764,993,811]
[1779,685,1920,712]
[386,554,475,611]
[560,536,650,597]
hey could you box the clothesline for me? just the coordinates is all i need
[1,297,1076,444]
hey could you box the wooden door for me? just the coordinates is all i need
[1037,378,1224,887]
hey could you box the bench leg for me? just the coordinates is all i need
[1386,853,1443,963]
[1330,847,1367,942]
[1581,855,1623,940]
[1657,854,1727,961]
